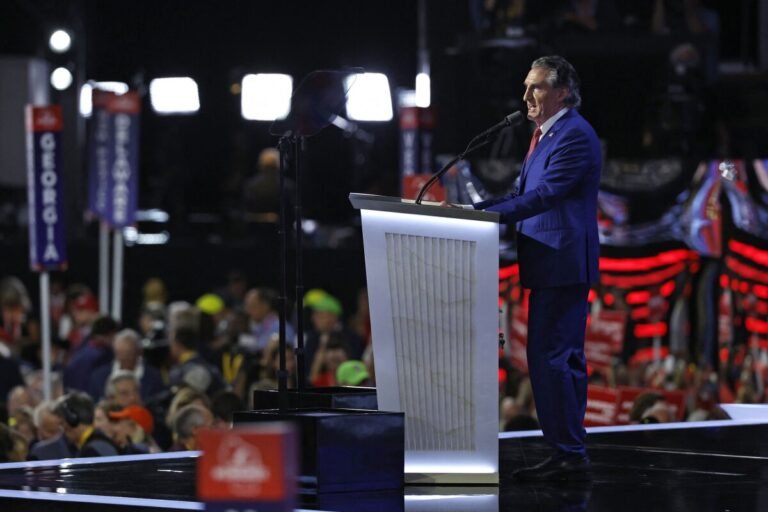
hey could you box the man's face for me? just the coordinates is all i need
[114,337,139,370]
[37,411,63,441]
[113,380,141,407]
[523,66,567,127]
[245,292,270,322]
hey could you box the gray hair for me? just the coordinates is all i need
[532,55,582,109]
[114,328,142,351]
[104,370,140,399]
[173,404,210,440]
[32,401,57,428]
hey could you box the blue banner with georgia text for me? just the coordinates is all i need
[26,105,67,271]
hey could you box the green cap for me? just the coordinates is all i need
[336,360,370,386]
[311,294,342,316]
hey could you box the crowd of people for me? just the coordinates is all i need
[0,273,373,463]
[0,263,759,463]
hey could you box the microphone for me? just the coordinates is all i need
[472,111,524,141]
[414,111,523,205]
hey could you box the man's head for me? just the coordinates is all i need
[105,370,142,407]
[108,405,154,448]
[170,325,200,361]
[244,288,277,323]
[54,392,94,445]
[33,401,62,442]
[524,55,581,127]
[173,404,213,450]
[310,295,342,334]
[113,329,142,371]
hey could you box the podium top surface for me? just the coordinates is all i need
[349,193,499,223]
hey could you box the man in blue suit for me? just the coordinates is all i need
[474,55,601,480]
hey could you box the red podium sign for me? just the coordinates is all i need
[197,424,297,512]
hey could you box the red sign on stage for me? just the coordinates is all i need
[197,424,297,512]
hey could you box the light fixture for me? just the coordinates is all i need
[345,72,393,122]
[149,77,200,114]
[79,81,130,117]
[50,67,73,91]
[415,72,431,108]
[241,73,293,121]
[48,29,72,53]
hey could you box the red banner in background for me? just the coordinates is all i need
[585,309,627,373]
[585,385,686,426]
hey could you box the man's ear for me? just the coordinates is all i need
[556,87,569,104]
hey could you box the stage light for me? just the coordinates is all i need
[241,73,292,121]
[49,29,72,53]
[149,77,200,114]
[398,89,417,108]
[345,73,393,121]
[416,72,430,107]
[79,81,130,117]
[50,67,73,90]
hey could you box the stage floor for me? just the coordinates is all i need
[1,419,767,511]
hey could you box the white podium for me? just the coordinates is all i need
[350,193,500,484]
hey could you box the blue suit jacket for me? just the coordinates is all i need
[474,109,601,288]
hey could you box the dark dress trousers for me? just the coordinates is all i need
[474,109,601,456]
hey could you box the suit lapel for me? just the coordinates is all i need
[519,111,575,192]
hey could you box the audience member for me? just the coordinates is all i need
[309,335,349,387]
[169,325,226,396]
[108,405,159,454]
[249,339,296,393]
[240,287,294,355]
[0,423,28,462]
[0,276,37,357]
[103,371,143,408]
[304,292,365,379]
[89,329,165,403]
[63,315,119,392]
[242,147,283,223]
[169,404,213,451]
[55,392,120,457]
[165,387,212,432]
[33,400,63,444]
[63,288,100,353]
[210,391,244,429]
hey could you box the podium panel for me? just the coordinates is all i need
[351,194,500,484]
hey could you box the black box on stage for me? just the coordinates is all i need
[252,386,378,410]
[234,408,404,493]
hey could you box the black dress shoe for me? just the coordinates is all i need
[512,453,592,482]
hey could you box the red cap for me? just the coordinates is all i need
[73,293,99,312]
[109,405,154,434]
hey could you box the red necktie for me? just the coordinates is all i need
[526,127,542,160]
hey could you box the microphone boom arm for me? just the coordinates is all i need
[415,136,493,205]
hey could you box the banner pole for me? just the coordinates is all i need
[99,222,110,313]
[111,229,123,322]
[39,271,52,402]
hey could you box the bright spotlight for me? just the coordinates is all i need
[345,73,393,122]
[80,81,130,117]
[416,73,431,108]
[149,77,200,114]
[50,67,73,91]
[241,73,293,121]
[49,29,72,53]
